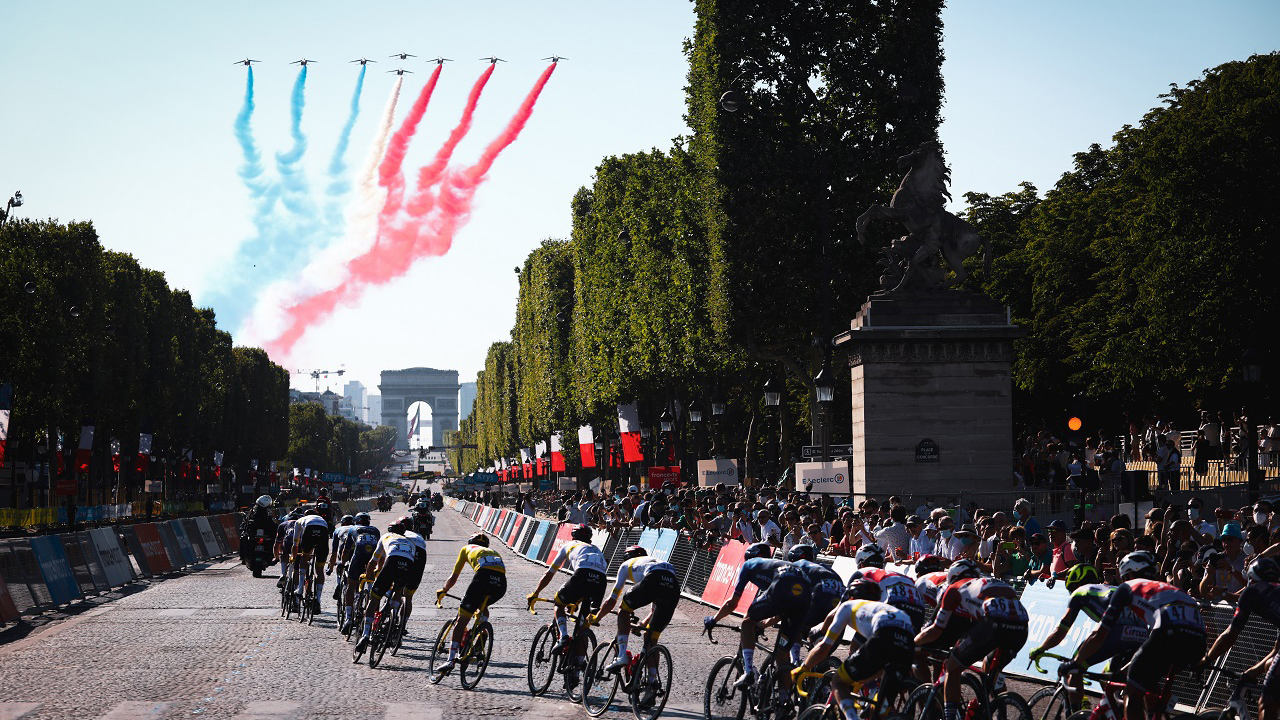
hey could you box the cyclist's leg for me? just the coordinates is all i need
[947,618,998,709]
[1260,653,1280,720]
[312,543,328,605]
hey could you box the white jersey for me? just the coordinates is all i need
[822,599,913,645]
[552,540,607,573]
[376,533,417,561]
[611,556,675,597]
[403,530,427,556]
[296,515,328,532]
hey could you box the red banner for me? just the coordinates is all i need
[0,567,19,622]
[578,425,595,468]
[507,514,525,546]
[545,523,574,565]
[133,523,173,573]
[646,466,681,489]
[218,515,240,552]
[701,540,757,612]
[551,433,566,472]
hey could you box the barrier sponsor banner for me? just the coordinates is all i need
[697,459,740,486]
[168,521,198,565]
[155,522,185,569]
[181,519,209,559]
[218,515,241,552]
[0,565,20,622]
[88,527,134,587]
[29,536,81,606]
[701,540,757,611]
[652,529,678,563]
[794,461,850,494]
[545,523,573,564]
[1007,582,1101,688]
[507,515,525,546]
[526,521,550,560]
[638,528,660,552]
[830,557,858,583]
[132,524,173,574]
[195,517,223,555]
[592,529,611,554]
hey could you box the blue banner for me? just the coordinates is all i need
[168,520,198,565]
[638,528,660,553]
[30,536,81,606]
[651,529,678,563]
[527,521,550,560]
[1008,582,1103,688]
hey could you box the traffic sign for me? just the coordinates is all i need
[801,444,854,459]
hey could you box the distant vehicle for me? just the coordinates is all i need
[291,58,316,66]
[479,56,506,64]
[390,52,416,60]
[350,57,376,65]
[387,68,413,76]
[428,57,452,65]
[542,55,567,63]
[233,58,260,66]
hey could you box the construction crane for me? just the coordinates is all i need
[293,368,345,392]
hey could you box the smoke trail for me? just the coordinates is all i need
[275,66,318,222]
[234,67,267,193]
[323,64,367,228]
[263,64,557,360]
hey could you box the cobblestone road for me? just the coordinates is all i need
[0,505,732,720]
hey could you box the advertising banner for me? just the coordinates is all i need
[558,477,577,492]
[544,523,572,563]
[194,517,223,555]
[794,461,850,494]
[0,566,18,622]
[697,459,740,487]
[29,536,81,606]
[507,514,526,546]
[526,521,550,560]
[132,524,173,574]
[218,515,241,552]
[701,540,756,611]
[145,480,163,493]
[155,522,184,569]
[167,521,198,565]
[638,528,660,552]
[646,466,681,489]
[88,527,134,587]
[652,529,678,563]
[1008,582,1102,689]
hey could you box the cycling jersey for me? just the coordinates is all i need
[795,559,845,630]
[296,515,330,559]
[1227,581,1280,632]
[331,525,356,557]
[1101,579,1202,631]
[915,571,949,607]
[822,599,914,644]
[614,557,680,637]
[746,564,812,647]
[934,577,1027,628]
[454,544,506,575]
[732,558,793,596]
[610,556,675,598]
[374,533,417,562]
[824,599,915,687]
[345,528,380,581]
[277,519,297,546]
[550,540,607,574]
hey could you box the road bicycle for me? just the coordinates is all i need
[1049,657,1202,720]
[527,595,598,702]
[297,558,318,625]
[352,584,404,668]
[280,556,302,619]
[1029,651,1126,720]
[703,621,794,720]
[794,665,912,720]
[905,647,1031,720]
[429,593,494,690]
[331,561,348,633]
[581,614,673,720]
[1202,664,1263,720]
[344,578,370,641]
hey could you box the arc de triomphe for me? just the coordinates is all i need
[379,368,460,451]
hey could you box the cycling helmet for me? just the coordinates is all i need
[786,544,816,562]
[287,507,303,519]
[914,554,948,576]
[1245,557,1280,585]
[354,513,371,526]
[1117,551,1158,580]
[468,533,490,547]
[855,543,886,569]
[844,578,881,601]
[305,507,319,516]
[1064,564,1101,589]
[946,558,982,585]
[623,545,647,559]
[744,542,773,561]
[570,524,592,542]
[388,516,412,534]
[339,515,355,526]
[255,495,273,508]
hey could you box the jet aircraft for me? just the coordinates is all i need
[480,56,506,64]
[390,52,416,60]
[233,58,260,66]
[351,58,377,65]
[429,57,453,65]
[388,68,413,75]
[542,55,568,63]
[291,59,316,66]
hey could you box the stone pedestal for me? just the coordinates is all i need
[832,292,1024,498]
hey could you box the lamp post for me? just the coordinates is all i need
[814,368,835,464]
[763,379,781,487]
[710,400,725,458]
[1242,347,1264,501]
[688,400,705,468]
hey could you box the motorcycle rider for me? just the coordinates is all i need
[239,495,278,569]
[412,499,435,538]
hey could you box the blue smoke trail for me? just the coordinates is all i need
[274,66,318,221]
[324,64,367,229]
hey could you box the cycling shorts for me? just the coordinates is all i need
[405,548,426,593]
[1126,625,1205,694]
[889,601,926,634]
[1079,623,1147,670]
[747,571,812,648]
[838,626,914,684]
[461,568,507,615]
[802,589,842,636]
[1263,653,1280,701]
[299,526,329,562]
[555,568,607,612]
[621,568,680,637]
[371,556,413,600]
[346,549,374,582]
[951,614,1029,669]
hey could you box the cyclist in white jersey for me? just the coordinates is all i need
[528,524,607,689]
[353,517,416,653]
[401,522,428,627]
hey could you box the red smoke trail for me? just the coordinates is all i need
[378,63,443,211]
[263,63,556,359]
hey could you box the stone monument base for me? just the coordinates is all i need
[832,291,1024,499]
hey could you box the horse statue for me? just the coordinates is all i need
[856,141,991,293]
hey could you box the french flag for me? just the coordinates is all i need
[76,425,96,474]
[617,402,643,463]
[535,441,547,476]
[578,425,595,468]
[550,433,566,472]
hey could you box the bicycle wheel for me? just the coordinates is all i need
[630,643,672,720]
[1027,687,1057,720]
[459,623,492,690]
[527,624,559,696]
[991,693,1033,720]
[583,642,620,717]
[797,705,839,720]
[705,655,748,720]
[368,614,390,668]
[429,619,454,684]
[906,683,943,720]
[565,628,599,703]
[1035,687,1072,720]
[754,655,780,719]
[958,671,989,720]
[387,611,403,656]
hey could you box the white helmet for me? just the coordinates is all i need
[946,558,982,585]
[855,543,886,568]
[1118,551,1158,580]
[255,495,273,508]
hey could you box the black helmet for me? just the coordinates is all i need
[339,515,355,526]
[388,516,412,534]
[354,513,371,526]
[624,545,647,559]
[571,524,592,542]
[744,542,773,560]
[786,544,816,562]
[1246,557,1280,585]
[844,578,881,601]
[468,533,489,547]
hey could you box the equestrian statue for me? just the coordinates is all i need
[856,141,991,293]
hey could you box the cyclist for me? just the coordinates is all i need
[848,543,927,631]
[793,579,914,720]
[239,495,277,565]
[434,533,507,678]
[337,513,380,634]
[325,515,356,580]
[1028,564,1147,708]
[313,489,334,527]
[913,555,951,606]
[914,558,1028,720]
[1076,551,1205,720]
[1203,557,1280,720]
[787,544,846,662]
[293,508,330,614]
[274,507,302,588]
[527,524,608,689]
[591,545,679,706]
[703,541,812,697]
[400,518,428,629]
[354,516,415,653]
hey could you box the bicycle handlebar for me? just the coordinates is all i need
[1031,651,1074,674]
[792,670,827,699]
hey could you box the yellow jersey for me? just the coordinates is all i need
[453,543,505,575]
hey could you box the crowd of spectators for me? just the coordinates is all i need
[456,483,1280,605]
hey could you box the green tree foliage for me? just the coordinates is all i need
[973,53,1280,410]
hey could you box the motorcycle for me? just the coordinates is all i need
[377,496,391,512]
[413,510,433,539]
[246,531,272,578]
[431,494,443,511]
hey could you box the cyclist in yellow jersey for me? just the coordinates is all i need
[434,533,507,677]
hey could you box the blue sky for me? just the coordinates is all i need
[2,1,1276,398]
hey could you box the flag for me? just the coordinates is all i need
[550,433,566,472]
[617,403,643,463]
[110,437,121,473]
[578,425,595,468]
[0,383,12,466]
[535,441,547,476]
[407,406,420,442]
[136,432,152,474]
[76,425,95,474]
[213,450,224,467]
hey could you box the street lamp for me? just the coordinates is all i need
[688,400,705,464]
[763,379,781,408]
[762,379,782,487]
[814,368,835,463]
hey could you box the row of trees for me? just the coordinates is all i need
[287,403,396,481]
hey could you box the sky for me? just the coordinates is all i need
[3,1,1277,404]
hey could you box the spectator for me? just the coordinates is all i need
[1187,497,1218,540]
[1013,498,1043,538]
[1199,548,1245,601]
[804,523,827,552]
[933,515,960,559]
[1046,520,1077,577]
[1221,523,1248,572]
[1024,533,1052,581]
[907,516,932,558]
[757,508,782,547]
[874,505,912,561]
[1070,526,1098,566]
